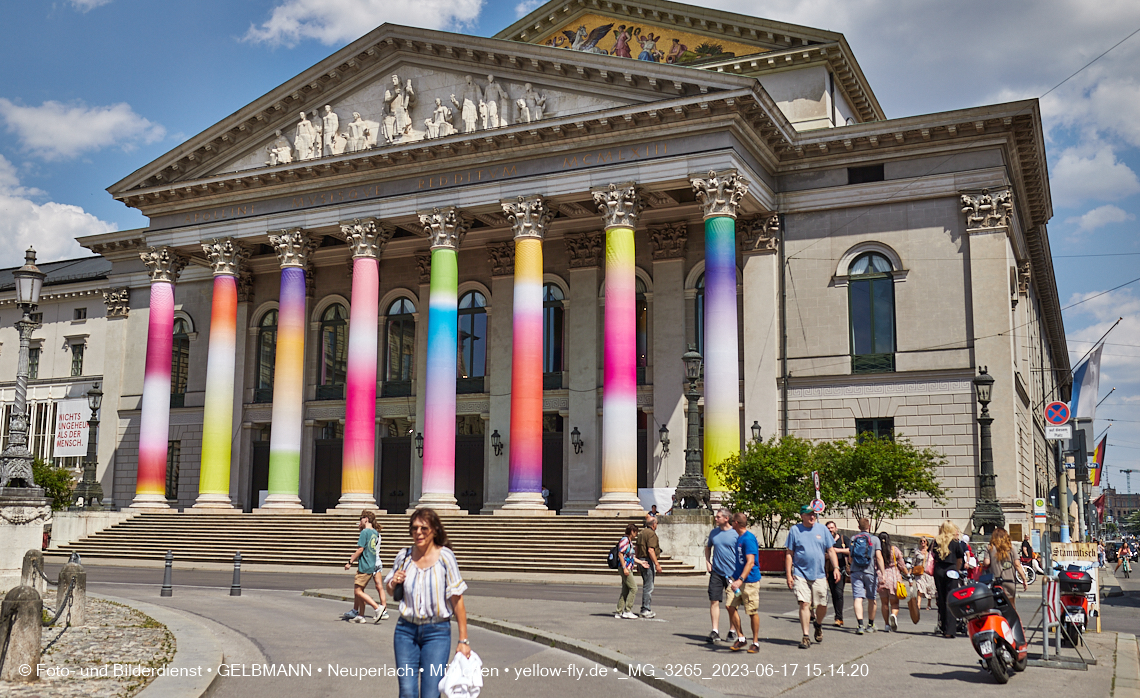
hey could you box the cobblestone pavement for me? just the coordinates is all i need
[0,598,174,698]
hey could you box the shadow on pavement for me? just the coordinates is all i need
[910,668,992,684]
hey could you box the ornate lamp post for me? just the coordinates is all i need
[971,366,1005,534]
[751,421,762,443]
[658,424,670,457]
[673,345,710,511]
[74,383,104,509]
[0,248,46,489]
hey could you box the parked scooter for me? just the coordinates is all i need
[1054,564,1093,646]
[946,569,1028,684]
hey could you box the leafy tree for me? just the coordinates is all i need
[822,432,948,531]
[32,457,75,511]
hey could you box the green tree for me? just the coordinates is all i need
[822,433,948,531]
[32,457,75,511]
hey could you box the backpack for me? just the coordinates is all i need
[851,533,873,568]
[607,543,621,569]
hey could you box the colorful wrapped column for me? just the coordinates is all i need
[132,247,187,509]
[592,183,644,513]
[263,230,315,509]
[418,207,468,511]
[691,171,749,491]
[194,238,249,509]
[501,196,554,513]
[337,219,392,510]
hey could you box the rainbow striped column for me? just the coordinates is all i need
[132,247,186,509]
[502,196,552,512]
[418,208,466,511]
[264,230,313,509]
[592,184,643,512]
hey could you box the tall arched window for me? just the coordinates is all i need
[543,283,564,387]
[171,317,190,408]
[457,290,487,393]
[636,277,648,385]
[848,252,895,373]
[255,310,277,403]
[694,274,705,357]
[383,297,416,397]
[317,303,348,399]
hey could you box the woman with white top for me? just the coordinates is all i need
[384,508,470,698]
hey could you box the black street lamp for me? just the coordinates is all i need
[673,345,710,511]
[971,366,1005,535]
[74,383,104,509]
[751,421,762,443]
[415,432,424,458]
[491,429,504,456]
[658,424,670,457]
[1,248,46,489]
[570,427,583,455]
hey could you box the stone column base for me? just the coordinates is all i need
[498,491,552,514]
[589,491,645,517]
[129,493,172,510]
[259,493,304,510]
[411,492,463,513]
[191,493,236,510]
[334,493,380,512]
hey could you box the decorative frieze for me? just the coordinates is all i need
[592,182,641,230]
[564,231,603,268]
[788,379,972,400]
[139,246,187,284]
[415,253,432,284]
[691,170,749,219]
[102,287,130,317]
[268,229,316,268]
[648,222,687,260]
[419,207,469,250]
[338,218,394,258]
[487,242,515,277]
[201,237,250,277]
[502,195,553,240]
[960,188,1013,231]
[739,214,780,254]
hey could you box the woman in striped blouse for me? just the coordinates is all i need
[384,508,470,698]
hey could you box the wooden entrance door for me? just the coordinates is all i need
[249,441,270,512]
[312,439,343,513]
[455,435,484,514]
[380,437,411,514]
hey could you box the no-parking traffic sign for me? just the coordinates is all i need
[1044,401,1070,426]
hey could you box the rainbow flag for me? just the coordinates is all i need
[1091,436,1106,487]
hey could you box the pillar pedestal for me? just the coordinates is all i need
[496,491,556,515]
[190,493,235,509]
[410,492,464,514]
[334,492,380,512]
[0,488,51,592]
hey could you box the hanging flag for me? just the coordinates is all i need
[1093,493,1106,524]
[1070,344,1104,421]
[1091,436,1106,487]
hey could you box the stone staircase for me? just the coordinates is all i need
[52,513,701,575]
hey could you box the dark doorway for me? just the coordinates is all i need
[380,437,411,514]
[637,410,648,489]
[249,441,270,512]
[542,413,564,512]
[312,439,343,513]
[455,435,485,514]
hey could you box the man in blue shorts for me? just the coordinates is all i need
[704,508,739,643]
[848,517,885,634]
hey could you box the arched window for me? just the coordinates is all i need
[848,252,895,373]
[457,291,487,392]
[636,277,648,385]
[171,317,191,408]
[317,303,348,400]
[694,274,705,357]
[383,297,416,397]
[543,284,564,384]
[255,310,277,403]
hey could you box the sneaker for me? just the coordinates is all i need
[731,639,748,651]
[799,635,810,650]
[380,608,390,620]
[726,630,739,643]
[352,615,367,624]
[834,619,844,627]
[889,614,898,632]
[856,625,865,636]
[640,610,657,619]
[708,630,721,643]
[622,611,639,619]
[868,624,877,633]
[615,613,624,619]
[341,609,359,621]
[813,622,823,643]
[747,642,760,654]
[373,611,385,624]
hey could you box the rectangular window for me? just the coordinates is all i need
[73,307,87,321]
[855,418,894,441]
[166,441,181,500]
[70,343,84,377]
[847,164,884,184]
[28,347,39,380]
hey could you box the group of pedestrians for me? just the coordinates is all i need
[614,514,664,619]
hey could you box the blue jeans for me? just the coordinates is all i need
[394,618,452,698]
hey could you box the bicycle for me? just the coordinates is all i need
[1123,556,1132,579]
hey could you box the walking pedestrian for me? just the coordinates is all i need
[636,514,663,618]
[912,537,936,610]
[848,517,885,635]
[785,505,840,649]
[984,527,1027,608]
[932,521,965,638]
[875,531,907,632]
[825,521,850,626]
[705,508,739,643]
[727,512,762,653]
[384,509,470,698]
[615,523,648,619]
[342,509,389,623]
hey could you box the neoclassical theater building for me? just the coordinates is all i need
[1,0,1070,534]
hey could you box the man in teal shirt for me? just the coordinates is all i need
[343,510,389,623]
[785,505,839,649]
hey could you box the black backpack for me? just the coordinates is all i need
[607,537,626,569]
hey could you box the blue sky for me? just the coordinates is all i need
[3,0,1139,493]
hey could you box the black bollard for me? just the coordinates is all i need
[160,550,173,597]
[230,551,242,597]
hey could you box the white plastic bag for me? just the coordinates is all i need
[438,650,483,698]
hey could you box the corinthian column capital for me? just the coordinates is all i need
[338,218,394,258]
[960,188,1014,232]
[201,237,250,276]
[419,207,469,250]
[691,170,749,220]
[268,228,317,268]
[139,246,187,284]
[501,195,553,240]
[592,182,641,230]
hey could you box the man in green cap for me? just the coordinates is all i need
[785,504,839,649]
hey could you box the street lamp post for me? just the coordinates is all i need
[673,345,710,511]
[74,383,104,509]
[971,366,1005,535]
[0,248,46,490]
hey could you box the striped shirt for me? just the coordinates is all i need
[385,546,468,624]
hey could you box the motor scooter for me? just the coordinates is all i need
[945,569,1028,684]
[1053,565,1093,646]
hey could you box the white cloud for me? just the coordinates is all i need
[1065,204,1135,235]
[1049,145,1140,209]
[515,1,543,18]
[71,0,112,11]
[0,99,165,161]
[244,0,484,47]
[0,156,114,267]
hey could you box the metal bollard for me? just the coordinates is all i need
[57,562,87,627]
[160,550,173,597]
[20,550,44,595]
[0,586,43,682]
[230,551,242,597]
